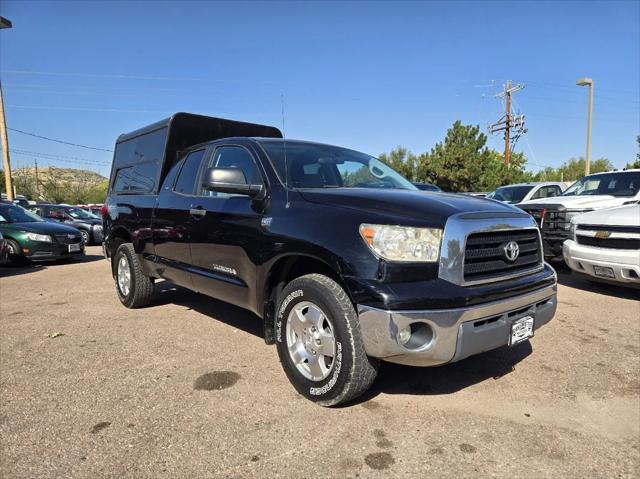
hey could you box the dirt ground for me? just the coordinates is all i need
[1,246,639,478]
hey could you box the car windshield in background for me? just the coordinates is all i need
[65,207,95,219]
[487,185,533,203]
[259,140,417,190]
[0,204,44,223]
[563,172,640,197]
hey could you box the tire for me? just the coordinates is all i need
[113,243,153,308]
[4,239,24,266]
[80,229,90,245]
[275,273,378,406]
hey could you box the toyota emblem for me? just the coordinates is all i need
[503,241,520,262]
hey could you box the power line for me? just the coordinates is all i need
[9,153,109,169]
[10,149,110,165]
[8,127,113,152]
[0,69,205,82]
[6,104,169,114]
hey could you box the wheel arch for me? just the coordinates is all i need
[260,253,354,343]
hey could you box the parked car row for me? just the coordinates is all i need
[27,203,103,245]
[0,203,85,265]
[486,170,640,288]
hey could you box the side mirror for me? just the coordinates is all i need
[202,167,264,198]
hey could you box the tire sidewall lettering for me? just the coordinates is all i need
[309,341,342,396]
[275,289,303,343]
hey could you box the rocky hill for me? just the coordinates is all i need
[12,166,107,188]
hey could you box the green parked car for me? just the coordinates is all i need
[0,203,85,265]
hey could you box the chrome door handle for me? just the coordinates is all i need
[189,207,206,218]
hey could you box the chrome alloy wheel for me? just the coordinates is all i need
[117,255,131,297]
[286,301,336,381]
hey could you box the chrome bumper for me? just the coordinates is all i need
[357,284,557,366]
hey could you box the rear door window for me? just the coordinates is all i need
[174,150,206,195]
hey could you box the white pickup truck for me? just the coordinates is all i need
[562,205,640,287]
[519,170,640,260]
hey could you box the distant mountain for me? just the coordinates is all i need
[12,167,107,188]
[8,167,109,203]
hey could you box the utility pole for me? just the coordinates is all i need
[0,16,13,201]
[34,158,39,198]
[489,80,526,167]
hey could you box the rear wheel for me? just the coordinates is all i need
[275,273,378,406]
[113,243,153,308]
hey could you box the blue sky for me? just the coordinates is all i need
[0,0,638,177]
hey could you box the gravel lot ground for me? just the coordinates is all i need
[1,246,639,478]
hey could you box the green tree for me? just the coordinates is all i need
[416,121,530,192]
[625,136,640,169]
[379,146,418,181]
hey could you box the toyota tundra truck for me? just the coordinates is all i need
[103,113,557,406]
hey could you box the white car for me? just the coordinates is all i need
[563,204,640,287]
[519,169,640,260]
[486,182,566,205]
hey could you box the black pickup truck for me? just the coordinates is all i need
[103,113,557,406]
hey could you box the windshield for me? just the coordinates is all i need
[65,207,96,219]
[259,140,417,190]
[0,204,45,223]
[563,172,640,197]
[487,185,533,203]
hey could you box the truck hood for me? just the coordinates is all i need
[0,221,80,235]
[520,195,629,210]
[298,188,523,223]
[573,204,640,227]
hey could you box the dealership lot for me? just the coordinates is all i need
[1,247,638,478]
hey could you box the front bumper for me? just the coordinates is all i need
[563,240,640,286]
[357,283,557,366]
[25,243,85,260]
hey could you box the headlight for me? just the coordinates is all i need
[359,224,443,262]
[93,224,103,231]
[563,210,592,230]
[25,232,52,243]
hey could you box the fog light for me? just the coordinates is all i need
[398,325,411,345]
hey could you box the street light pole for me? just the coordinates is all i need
[0,16,13,201]
[576,77,594,177]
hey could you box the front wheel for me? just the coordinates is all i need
[113,243,153,308]
[3,239,24,266]
[80,229,90,245]
[275,274,378,406]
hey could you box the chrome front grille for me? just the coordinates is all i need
[438,212,544,286]
[576,224,640,250]
[54,233,82,245]
[464,230,542,282]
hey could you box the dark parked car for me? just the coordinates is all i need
[413,182,442,192]
[103,113,557,406]
[29,204,103,245]
[0,203,84,264]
